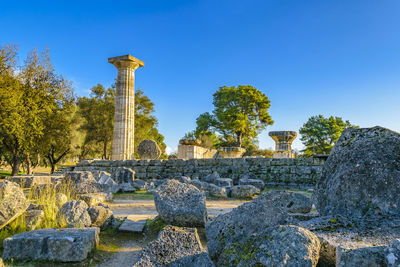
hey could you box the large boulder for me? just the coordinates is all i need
[202,171,220,183]
[132,225,204,266]
[87,204,113,230]
[239,178,265,190]
[137,139,162,160]
[56,200,91,228]
[112,167,135,192]
[0,181,29,230]
[154,179,207,227]
[315,126,400,218]
[386,239,400,266]
[217,225,320,267]
[189,180,227,198]
[3,228,99,262]
[64,171,102,194]
[206,191,314,261]
[230,185,260,199]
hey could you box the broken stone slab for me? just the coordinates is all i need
[154,179,207,227]
[0,181,30,230]
[5,176,52,188]
[217,225,320,267]
[56,200,91,228]
[25,210,45,231]
[2,227,99,262]
[119,216,147,233]
[112,167,135,192]
[336,245,386,267]
[214,178,232,187]
[239,178,265,190]
[297,216,400,266]
[132,225,204,266]
[88,204,113,230]
[64,171,96,184]
[230,184,260,199]
[79,192,109,206]
[202,171,220,183]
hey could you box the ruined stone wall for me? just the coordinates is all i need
[73,158,324,188]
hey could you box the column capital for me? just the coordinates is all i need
[108,54,145,70]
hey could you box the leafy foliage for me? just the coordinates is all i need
[299,115,358,156]
[193,85,273,148]
[0,45,73,175]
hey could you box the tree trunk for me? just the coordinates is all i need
[236,132,242,147]
[26,154,32,175]
[51,164,55,174]
[11,158,21,176]
[103,141,107,160]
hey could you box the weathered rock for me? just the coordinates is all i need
[206,191,314,261]
[217,225,320,267]
[56,200,91,228]
[239,178,265,190]
[174,176,191,184]
[55,192,68,208]
[298,215,400,266]
[165,252,215,267]
[214,178,232,187]
[65,171,95,184]
[138,139,162,160]
[95,171,119,193]
[75,180,103,194]
[87,205,113,229]
[0,181,29,230]
[3,227,99,262]
[315,126,400,218]
[25,210,45,231]
[79,192,108,206]
[132,225,203,266]
[6,176,52,188]
[202,171,220,183]
[189,180,227,198]
[230,184,260,199]
[154,179,207,227]
[386,239,400,266]
[337,246,386,267]
[112,167,135,192]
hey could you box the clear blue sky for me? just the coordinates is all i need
[1,0,400,153]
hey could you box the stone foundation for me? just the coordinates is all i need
[72,158,324,188]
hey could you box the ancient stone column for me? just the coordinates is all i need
[269,131,297,158]
[108,55,144,160]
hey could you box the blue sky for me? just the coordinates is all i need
[1,0,400,153]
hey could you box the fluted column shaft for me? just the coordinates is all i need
[108,55,144,160]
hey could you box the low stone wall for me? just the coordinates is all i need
[72,158,325,189]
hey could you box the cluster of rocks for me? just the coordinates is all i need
[131,126,400,266]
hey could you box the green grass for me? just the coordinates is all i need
[113,190,154,200]
[261,187,312,198]
[0,170,26,177]
[0,180,78,246]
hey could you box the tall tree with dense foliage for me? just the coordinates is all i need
[0,45,73,175]
[195,85,273,147]
[299,115,358,156]
[77,87,166,159]
[77,84,114,159]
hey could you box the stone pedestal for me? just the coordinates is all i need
[109,55,144,160]
[269,131,297,158]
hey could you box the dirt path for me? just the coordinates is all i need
[95,239,143,267]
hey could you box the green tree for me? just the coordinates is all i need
[195,85,273,147]
[0,45,73,175]
[299,115,358,156]
[77,87,166,159]
[77,84,114,159]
